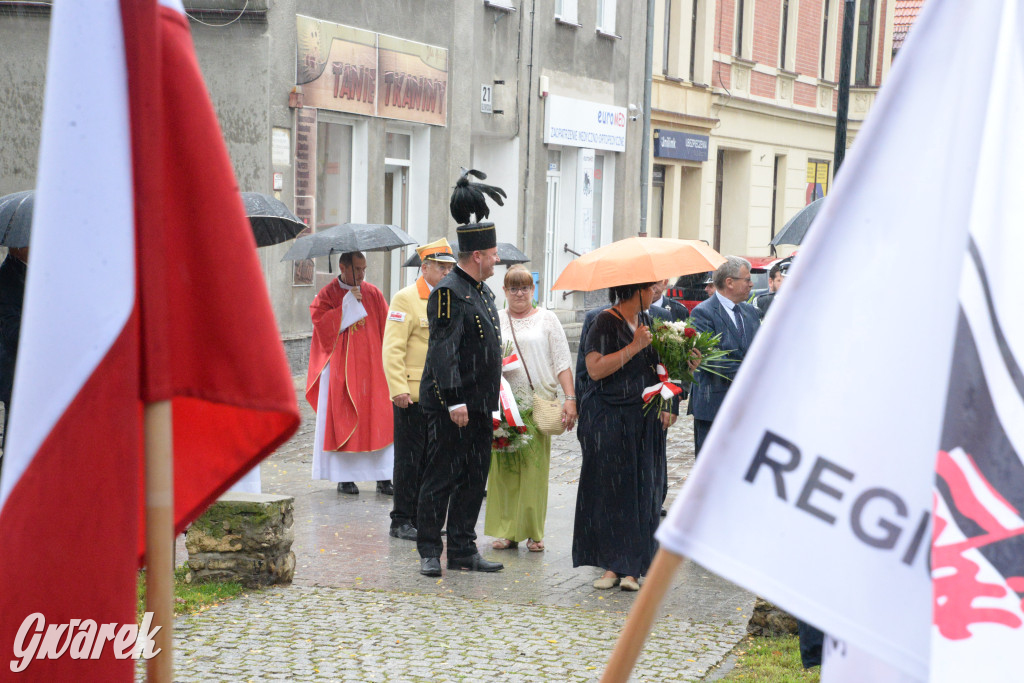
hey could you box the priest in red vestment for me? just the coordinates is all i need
[306,251,394,494]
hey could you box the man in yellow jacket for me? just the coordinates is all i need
[382,238,456,540]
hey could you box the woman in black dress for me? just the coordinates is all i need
[572,282,678,591]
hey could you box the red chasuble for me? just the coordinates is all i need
[306,279,393,452]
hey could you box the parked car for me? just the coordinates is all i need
[667,255,795,311]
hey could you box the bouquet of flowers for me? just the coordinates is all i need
[492,410,533,453]
[650,318,736,385]
[493,339,534,454]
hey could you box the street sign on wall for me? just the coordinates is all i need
[653,129,709,162]
[481,84,493,114]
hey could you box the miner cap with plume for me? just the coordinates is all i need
[450,168,506,253]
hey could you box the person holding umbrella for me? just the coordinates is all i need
[307,250,395,496]
[381,238,456,540]
[573,282,682,592]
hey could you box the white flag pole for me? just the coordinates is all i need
[600,548,683,682]
[145,400,174,682]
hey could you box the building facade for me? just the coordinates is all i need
[0,0,649,364]
[647,0,895,257]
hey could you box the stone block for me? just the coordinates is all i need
[746,597,799,637]
[185,492,295,587]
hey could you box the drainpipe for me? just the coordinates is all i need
[638,0,655,237]
[521,0,538,251]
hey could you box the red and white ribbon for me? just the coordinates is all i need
[492,375,526,428]
[502,352,522,373]
[642,364,684,404]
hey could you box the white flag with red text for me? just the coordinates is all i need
[657,0,1024,680]
[0,0,299,678]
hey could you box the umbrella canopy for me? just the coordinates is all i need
[0,189,306,249]
[402,242,529,268]
[770,197,824,247]
[552,237,726,291]
[241,192,306,247]
[0,190,34,248]
[281,222,416,260]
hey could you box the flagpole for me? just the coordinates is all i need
[600,548,684,683]
[145,400,174,682]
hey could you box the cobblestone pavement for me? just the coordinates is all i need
[162,377,753,681]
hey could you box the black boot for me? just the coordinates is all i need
[337,482,359,495]
[376,480,394,495]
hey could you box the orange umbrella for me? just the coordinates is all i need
[551,237,726,291]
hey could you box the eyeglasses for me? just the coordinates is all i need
[729,277,752,283]
[507,287,533,295]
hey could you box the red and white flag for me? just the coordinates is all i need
[0,0,299,677]
[656,0,1024,680]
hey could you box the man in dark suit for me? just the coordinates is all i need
[416,221,505,577]
[650,279,688,322]
[688,256,761,457]
[755,263,784,320]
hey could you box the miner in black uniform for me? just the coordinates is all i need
[417,170,507,577]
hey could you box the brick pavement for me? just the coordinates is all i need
[158,378,753,681]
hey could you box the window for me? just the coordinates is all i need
[688,0,699,81]
[662,0,672,75]
[820,0,831,78]
[597,0,616,34]
[734,0,753,59]
[663,0,706,83]
[779,0,792,70]
[555,0,578,24]
[735,0,746,57]
[855,0,876,86]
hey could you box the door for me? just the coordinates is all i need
[384,165,408,298]
[544,167,561,309]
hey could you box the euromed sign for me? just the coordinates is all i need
[543,95,626,153]
[653,129,709,162]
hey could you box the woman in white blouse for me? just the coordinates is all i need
[485,265,577,551]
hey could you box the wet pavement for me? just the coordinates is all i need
[165,377,754,681]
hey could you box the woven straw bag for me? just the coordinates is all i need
[508,316,566,436]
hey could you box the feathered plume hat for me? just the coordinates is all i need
[450,168,506,253]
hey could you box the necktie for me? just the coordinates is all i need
[732,305,745,341]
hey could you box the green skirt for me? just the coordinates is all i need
[484,426,551,542]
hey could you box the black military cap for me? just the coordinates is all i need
[456,221,497,253]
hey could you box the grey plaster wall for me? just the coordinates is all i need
[0,11,49,196]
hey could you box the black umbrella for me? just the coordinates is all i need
[281,223,417,261]
[0,190,34,248]
[402,242,529,268]
[241,192,306,247]
[770,197,824,247]
[0,189,305,249]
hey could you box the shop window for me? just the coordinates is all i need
[651,165,666,238]
[806,159,829,204]
[592,154,606,247]
[316,122,353,232]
